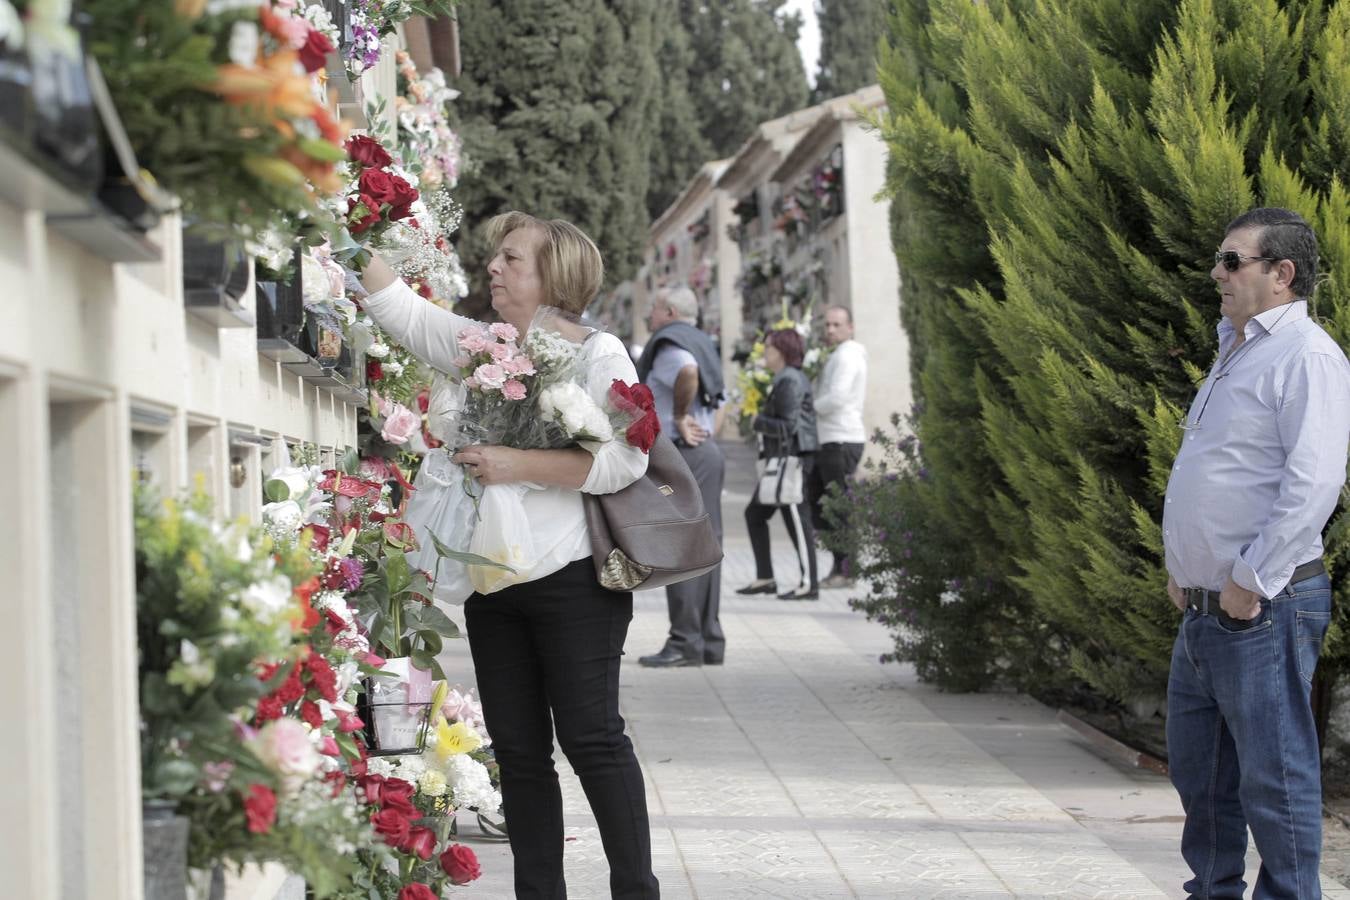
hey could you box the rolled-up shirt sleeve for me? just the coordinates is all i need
[360,278,477,372]
[579,333,650,495]
[1232,350,1350,597]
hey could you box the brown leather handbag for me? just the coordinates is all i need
[582,432,723,591]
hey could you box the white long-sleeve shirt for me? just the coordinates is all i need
[362,279,648,581]
[1163,300,1350,596]
[814,339,868,444]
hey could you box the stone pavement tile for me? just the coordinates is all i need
[673,826,853,898]
[960,831,1168,898]
[816,830,1009,897]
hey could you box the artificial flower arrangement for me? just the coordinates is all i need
[400,308,660,605]
[86,0,348,239]
[345,0,459,80]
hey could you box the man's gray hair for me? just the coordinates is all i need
[657,285,699,323]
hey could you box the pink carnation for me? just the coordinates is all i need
[503,355,536,377]
[457,327,490,354]
[464,377,480,390]
[451,354,472,369]
[489,322,519,342]
[381,403,422,445]
[473,364,506,390]
[487,342,513,363]
[502,380,527,400]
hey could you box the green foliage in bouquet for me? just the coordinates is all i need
[135,486,370,893]
[85,0,345,239]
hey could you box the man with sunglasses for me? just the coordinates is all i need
[1164,207,1350,898]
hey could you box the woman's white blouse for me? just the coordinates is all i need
[361,278,649,581]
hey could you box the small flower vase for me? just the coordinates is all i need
[357,657,433,756]
[141,799,189,900]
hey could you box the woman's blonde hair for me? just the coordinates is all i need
[484,211,604,315]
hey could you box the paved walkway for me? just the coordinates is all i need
[438,440,1350,898]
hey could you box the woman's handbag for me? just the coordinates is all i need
[582,433,723,591]
[756,453,804,506]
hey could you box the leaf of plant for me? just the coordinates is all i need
[416,604,461,638]
[263,478,291,503]
[339,448,361,476]
[385,551,412,595]
[410,647,437,671]
[430,532,514,570]
[417,629,443,655]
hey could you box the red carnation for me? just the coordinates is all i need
[439,843,482,885]
[297,26,335,73]
[323,606,348,634]
[305,652,339,702]
[336,709,364,733]
[243,784,277,834]
[299,700,324,729]
[371,807,412,847]
[255,695,284,724]
[415,389,430,413]
[276,668,305,704]
[397,886,437,900]
[345,134,392,169]
[366,359,384,381]
[403,825,437,860]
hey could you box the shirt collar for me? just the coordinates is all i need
[1217,299,1308,338]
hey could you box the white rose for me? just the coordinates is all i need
[366,343,390,359]
[241,575,293,618]
[227,21,260,68]
[262,500,303,535]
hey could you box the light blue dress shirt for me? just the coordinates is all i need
[1163,300,1350,596]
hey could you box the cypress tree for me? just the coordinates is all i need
[680,0,811,158]
[449,0,659,304]
[813,0,887,101]
[647,3,715,220]
[871,0,1350,703]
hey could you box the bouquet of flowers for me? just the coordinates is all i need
[403,307,659,603]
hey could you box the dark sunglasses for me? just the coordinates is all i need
[1214,250,1278,271]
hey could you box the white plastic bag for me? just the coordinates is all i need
[404,448,479,605]
[467,483,537,594]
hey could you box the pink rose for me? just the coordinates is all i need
[473,364,506,390]
[381,404,422,445]
[502,379,527,400]
[489,322,519,342]
[250,719,322,792]
[457,327,490,354]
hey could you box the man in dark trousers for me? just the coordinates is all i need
[635,285,726,667]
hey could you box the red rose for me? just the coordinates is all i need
[347,193,383,235]
[439,843,481,885]
[415,281,432,299]
[626,411,660,453]
[380,777,416,816]
[357,773,386,806]
[358,168,398,206]
[299,700,323,729]
[366,359,384,381]
[415,389,430,413]
[403,825,437,860]
[297,26,334,73]
[397,886,437,900]
[323,768,346,797]
[371,807,412,847]
[243,784,277,834]
[345,134,392,169]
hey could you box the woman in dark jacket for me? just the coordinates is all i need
[736,327,820,600]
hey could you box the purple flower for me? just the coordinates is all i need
[338,557,364,592]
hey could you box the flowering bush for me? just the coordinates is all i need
[819,415,1049,692]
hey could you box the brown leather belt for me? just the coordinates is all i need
[1183,558,1327,615]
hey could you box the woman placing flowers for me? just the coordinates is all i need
[358,213,660,899]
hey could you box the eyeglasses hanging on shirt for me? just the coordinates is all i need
[1180,301,1296,431]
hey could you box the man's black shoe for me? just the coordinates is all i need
[703,653,724,665]
[639,647,701,668]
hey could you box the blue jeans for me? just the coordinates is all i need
[1167,572,1332,899]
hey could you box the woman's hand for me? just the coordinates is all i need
[452,445,525,486]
